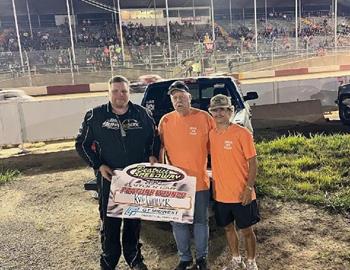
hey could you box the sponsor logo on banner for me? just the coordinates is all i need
[126,164,185,181]
[107,163,196,224]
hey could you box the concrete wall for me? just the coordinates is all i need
[0,93,144,146]
[0,102,23,145]
[251,100,324,129]
[252,100,322,119]
[241,76,348,107]
[21,97,107,142]
[259,54,350,70]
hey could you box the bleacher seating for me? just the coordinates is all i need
[0,15,349,74]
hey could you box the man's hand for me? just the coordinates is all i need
[99,164,114,181]
[240,186,253,206]
[149,155,158,165]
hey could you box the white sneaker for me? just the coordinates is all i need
[246,260,258,270]
[222,256,246,270]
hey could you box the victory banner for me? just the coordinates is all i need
[107,163,196,224]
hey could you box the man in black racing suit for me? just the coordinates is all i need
[75,75,158,270]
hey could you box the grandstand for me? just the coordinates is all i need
[0,0,350,87]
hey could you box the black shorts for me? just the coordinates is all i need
[214,200,260,229]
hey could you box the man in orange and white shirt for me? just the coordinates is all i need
[208,94,260,270]
[158,81,215,270]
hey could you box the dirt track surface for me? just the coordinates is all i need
[1,120,350,270]
[1,119,349,161]
[0,168,349,270]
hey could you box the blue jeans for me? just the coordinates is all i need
[171,190,210,262]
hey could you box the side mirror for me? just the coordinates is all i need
[243,92,258,101]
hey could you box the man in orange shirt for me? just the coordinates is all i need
[208,94,260,270]
[158,81,215,270]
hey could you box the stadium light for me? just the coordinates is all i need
[11,0,24,72]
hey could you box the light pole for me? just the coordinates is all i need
[192,0,196,34]
[117,0,125,63]
[70,0,78,43]
[165,0,172,59]
[25,0,33,39]
[334,0,338,50]
[66,0,76,65]
[211,0,216,42]
[254,0,258,52]
[299,0,302,31]
[154,0,158,35]
[112,0,118,42]
[11,0,25,72]
[295,0,299,51]
[265,0,268,24]
[229,0,233,31]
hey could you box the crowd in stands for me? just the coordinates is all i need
[221,14,350,53]
[0,13,349,73]
[123,20,219,47]
[0,20,125,72]
[124,21,220,64]
[0,22,121,52]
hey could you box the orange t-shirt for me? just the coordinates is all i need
[209,124,257,203]
[159,108,215,191]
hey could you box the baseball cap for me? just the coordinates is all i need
[167,81,190,95]
[209,94,234,111]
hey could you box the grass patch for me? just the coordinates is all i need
[256,134,350,212]
[0,169,21,185]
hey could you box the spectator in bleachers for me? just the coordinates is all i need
[1,13,350,73]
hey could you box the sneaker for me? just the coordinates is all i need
[175,260,193,270]
[132,261,148,270]
[222,256,246,270]
[246,260,258,270]
[195,257,209,270]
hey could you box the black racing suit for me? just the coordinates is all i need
[76,101,158,269]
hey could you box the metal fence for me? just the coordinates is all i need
[1,42,350,88]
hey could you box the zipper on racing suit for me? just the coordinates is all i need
[115,114,127,154]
